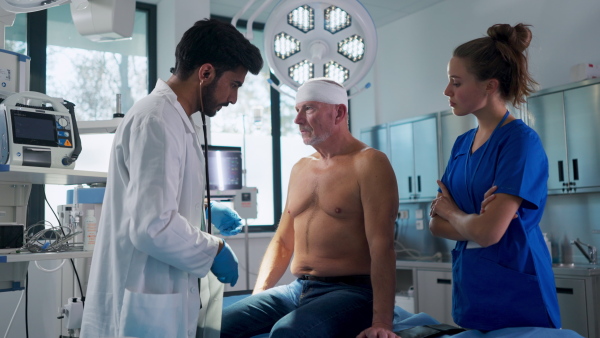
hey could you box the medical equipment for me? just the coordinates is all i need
[0,48,29,93]
[0,222,23,253]
[71,0,135,42]
[0,90,82,169]
[0,0,135,44]
[58,297,84,335]
[237,0,377,98]
[202,145,243,191]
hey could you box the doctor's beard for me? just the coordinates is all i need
[199,79,228,117]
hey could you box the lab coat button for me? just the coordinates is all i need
[190,286,197,294]
[188,329,194,336]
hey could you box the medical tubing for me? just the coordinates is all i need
[25,273,29,338]
[34,259,66,272]
[3,290,24,338]
[45,194,86,307]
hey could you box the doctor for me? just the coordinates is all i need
[80,19,263,338]
[429,23,560,331]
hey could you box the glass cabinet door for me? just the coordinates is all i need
[390,122,414,200]
[563,83,600,192]
[412,117,439,200]
[527,92,569,193]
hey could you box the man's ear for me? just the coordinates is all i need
[334,104,348,124]
[198,64,216,84]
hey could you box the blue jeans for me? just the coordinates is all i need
[221,278,373,338]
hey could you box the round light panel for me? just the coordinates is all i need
[264,0,377,92]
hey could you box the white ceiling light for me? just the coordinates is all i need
[262,0,376,97]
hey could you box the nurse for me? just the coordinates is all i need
[80,19,263,338]
[429,23,561,331]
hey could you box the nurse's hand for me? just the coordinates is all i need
[207,201,243,236]
[480,186,518,219]
[430,180,459,221]
[210,240,239,286]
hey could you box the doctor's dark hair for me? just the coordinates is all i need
[453,23,538,108]
[171,19,263,80]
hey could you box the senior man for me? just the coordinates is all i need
[221,78,399,338]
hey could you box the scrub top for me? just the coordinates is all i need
[440,117,561,331]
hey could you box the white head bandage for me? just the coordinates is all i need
[295,77,348,108]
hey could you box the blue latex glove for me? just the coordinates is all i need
[207,201,243,236]
[210,240,239,286]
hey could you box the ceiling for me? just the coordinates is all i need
[210,0,446,28]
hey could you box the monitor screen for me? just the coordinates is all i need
[202,145,243,190]
[11,110,57,146]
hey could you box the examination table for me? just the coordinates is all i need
[223,294,584,337]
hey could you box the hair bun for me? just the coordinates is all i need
[487,23,532,53]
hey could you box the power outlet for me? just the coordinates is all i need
[398,210,409,219]
[416,220,424,230]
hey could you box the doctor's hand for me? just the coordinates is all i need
[210,239,239,286]
[207,201,243,236]
[430,180,460,221]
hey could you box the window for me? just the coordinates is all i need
[20,3,156,224]
[46,4,150,121]
[209,27,275,228]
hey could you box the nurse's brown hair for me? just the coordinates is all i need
[453,23,538,108]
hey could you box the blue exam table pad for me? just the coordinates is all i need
[223,294,584,337]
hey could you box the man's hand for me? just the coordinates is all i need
[210,239,239,286]
[207,201,243,236]
[356,326,400,338]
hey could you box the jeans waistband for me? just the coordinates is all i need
[299,274,371,286]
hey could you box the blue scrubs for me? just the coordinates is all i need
[440,115,561,331]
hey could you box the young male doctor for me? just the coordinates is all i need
[80,19,263,338]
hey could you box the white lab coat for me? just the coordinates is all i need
[80,80,223,338]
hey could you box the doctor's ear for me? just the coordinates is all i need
[198,64,216,83]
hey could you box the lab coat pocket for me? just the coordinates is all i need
[119,288,184,338]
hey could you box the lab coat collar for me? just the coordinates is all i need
[152,79,196,134]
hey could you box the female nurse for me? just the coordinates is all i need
[429,23,561,331]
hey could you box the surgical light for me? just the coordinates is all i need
[274,32,301,60]
[338,34,365,62]
[288,5,314,33]
[324,60,348,84]
[289,60,314,85]
[262,0,377,97]
[324,6,350,34]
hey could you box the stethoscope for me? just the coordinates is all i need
[200,111,212,234]
[463,110,510,209]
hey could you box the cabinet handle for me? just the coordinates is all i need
[436,278,451,285]
[417,175,422,192]
[408,177,412,193]
[572,159,579,181]
[558,161,564,182]
[556,287,573,295]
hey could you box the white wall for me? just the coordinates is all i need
[350,0,600,135]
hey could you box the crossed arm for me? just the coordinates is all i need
[429,181,521,247]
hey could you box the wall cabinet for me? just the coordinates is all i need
[389,114,438,201]
[527,79,600,194]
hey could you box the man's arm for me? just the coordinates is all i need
[252,165,298,294]
[357,150,399,335]
[252,210,295,294]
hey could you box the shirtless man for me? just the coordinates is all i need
[220,78,399,338]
